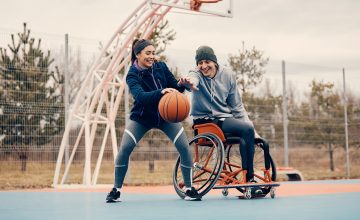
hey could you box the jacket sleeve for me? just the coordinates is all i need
[227,73,251,121]
[159,62,185,93]
[126,72,163,106]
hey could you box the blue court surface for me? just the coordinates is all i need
[1,180,359,220]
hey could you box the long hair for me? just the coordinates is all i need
[131,39,140,63]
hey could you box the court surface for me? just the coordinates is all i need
[1,179,359,220]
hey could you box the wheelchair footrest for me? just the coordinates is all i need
[213,182,280,189]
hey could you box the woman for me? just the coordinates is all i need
[106,39,201,202]
[179,45,257,183]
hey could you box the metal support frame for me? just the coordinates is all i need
[53,0,232,187]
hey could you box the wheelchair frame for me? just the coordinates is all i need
[173,123,280,199]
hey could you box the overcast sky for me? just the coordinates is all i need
[1,0,359,96]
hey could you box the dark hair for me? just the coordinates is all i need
[131,39,153,63]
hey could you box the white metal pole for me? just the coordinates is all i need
[64,34,70,169]
[343,68,350,178]
[282,60,289,167]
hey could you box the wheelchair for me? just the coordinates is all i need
[173,123,279,199]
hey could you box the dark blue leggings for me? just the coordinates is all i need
[221,117,255,181]
[114,120,193,188]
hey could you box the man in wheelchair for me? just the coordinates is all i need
[178,45,259,183]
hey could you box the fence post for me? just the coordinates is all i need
[64,34,70,169]
[342,68,350,178]
[282,60,289,167]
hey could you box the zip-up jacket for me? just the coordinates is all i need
[126,61,185,127]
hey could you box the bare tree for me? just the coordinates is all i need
[228,41,269,94]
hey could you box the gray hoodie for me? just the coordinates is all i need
[186,65,250,121]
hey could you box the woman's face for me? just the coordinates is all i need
[137,45,155,68]
[197,60,217,78]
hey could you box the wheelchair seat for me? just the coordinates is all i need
[193,122,241,145]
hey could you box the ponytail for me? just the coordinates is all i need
[131,39,139,63]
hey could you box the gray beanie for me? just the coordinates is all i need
[195,45,217,65]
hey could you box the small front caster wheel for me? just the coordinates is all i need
[270,187,276,199]
[222,189,229,197]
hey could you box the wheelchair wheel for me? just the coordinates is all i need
[173,133,224,199]
[225,140,276,195]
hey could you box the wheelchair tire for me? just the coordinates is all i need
[173,133,224,199]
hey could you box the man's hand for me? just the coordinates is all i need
[178,77,198,91]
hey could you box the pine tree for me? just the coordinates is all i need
[0,23,64,171]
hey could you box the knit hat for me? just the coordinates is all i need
[195,45,217,65]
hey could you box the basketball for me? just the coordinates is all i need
[158,91,190,123]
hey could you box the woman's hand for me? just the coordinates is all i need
[178,77,198,91]
[161,88,178,94]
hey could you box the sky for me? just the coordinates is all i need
[1,0,359,98]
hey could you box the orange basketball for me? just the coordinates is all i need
[158,91,190,123]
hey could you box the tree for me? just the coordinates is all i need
[345,92,360,149]
[149,20,176,62]
[228,42,273,140]
[55,46,95,105]
[243,79,282,142]
[0,23,64,171]
[228,41,269,94]
[305,80,343,171]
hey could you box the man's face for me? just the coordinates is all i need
[197,60,217,78]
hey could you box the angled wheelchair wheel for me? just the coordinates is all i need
[173,133,224,199]
[226,139,276,195]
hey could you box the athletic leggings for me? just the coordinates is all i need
[221,117,255,181]
[114,120,193,188]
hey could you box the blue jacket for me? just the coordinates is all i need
[126,61,185,127]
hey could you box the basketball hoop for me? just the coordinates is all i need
[190,0,221,11]
[151,0,232,17]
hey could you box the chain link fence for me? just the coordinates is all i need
[0,28,359,189]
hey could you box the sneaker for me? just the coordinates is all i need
[106,188,121,203]
[251,187,264,195]
[248,179,263,195]
[248,177,257,183]
[184,187,202,201]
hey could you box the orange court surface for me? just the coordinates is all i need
[5,179,360,197]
